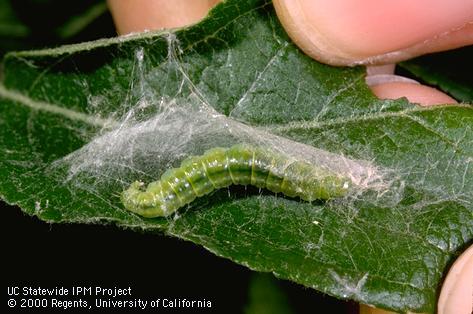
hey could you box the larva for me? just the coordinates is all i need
[121,144,351,217]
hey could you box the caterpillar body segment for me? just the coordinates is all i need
[121,144,351,218]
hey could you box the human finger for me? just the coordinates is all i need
[438,244,473,314]
[107,0,220,35]
[273,0,473,66]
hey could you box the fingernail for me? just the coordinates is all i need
[366,64,396,76]
[365,74,419,87]
[438,245,473,314]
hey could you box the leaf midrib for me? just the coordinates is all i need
[0,84,117,128]
[2,82,469,137]
[267,104,471,133]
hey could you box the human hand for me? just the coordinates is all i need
[106,1,473,313]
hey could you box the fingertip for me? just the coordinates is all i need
[366,75,457,106]
[438,245,473,314]
[108,0,220,35]
[273,0,473,66]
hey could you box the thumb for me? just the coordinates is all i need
[438,244,473,314]
[273,0,473,66]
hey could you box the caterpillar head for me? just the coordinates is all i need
[121,181,168,217]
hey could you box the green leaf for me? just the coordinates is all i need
[0,0,30,56]
[1,0,472,313]
[0,0,29,38]
[55,1,109,39]
[245,273,294,314]
[0,0,113,58]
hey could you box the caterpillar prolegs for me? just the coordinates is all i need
[121,144,352,217]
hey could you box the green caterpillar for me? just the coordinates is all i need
[121,144,351,217]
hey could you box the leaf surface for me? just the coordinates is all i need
[1,1,472,313]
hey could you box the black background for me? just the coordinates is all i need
[2,201,357,314]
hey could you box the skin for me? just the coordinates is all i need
[107,0,220,34]
[272,0,473,66]
[107,1,473,313]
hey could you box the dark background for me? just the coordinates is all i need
[2,201,356,313]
